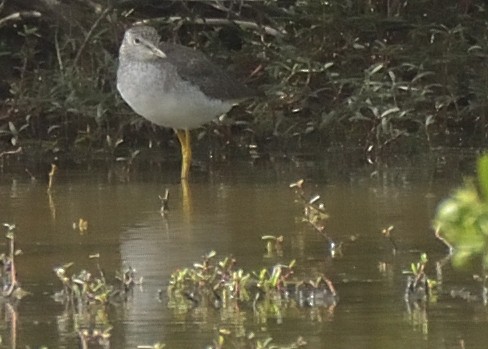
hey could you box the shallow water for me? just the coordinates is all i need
[0,150,487,348]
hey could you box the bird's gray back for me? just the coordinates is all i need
[159,42,255,102]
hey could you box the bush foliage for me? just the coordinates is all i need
[435,154,488,270]
[1,0,487,162]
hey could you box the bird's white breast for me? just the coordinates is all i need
[117,60,233,129]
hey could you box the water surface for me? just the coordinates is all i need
[0,150,486,348]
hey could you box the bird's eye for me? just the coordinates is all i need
[133,37,141,45]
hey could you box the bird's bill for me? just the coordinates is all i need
[147,41,167,59]
[133,35,167,59]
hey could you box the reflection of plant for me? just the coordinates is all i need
[295,275,338,308]
[0,223,28,299]
[115,261,141,293]
[210,328,307,349]
[135,342,165,349]
[434,155,488,269]
[473,274,488,305]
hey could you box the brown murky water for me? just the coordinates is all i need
[0,150,487,348]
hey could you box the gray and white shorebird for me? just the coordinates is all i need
[117,25,256,179]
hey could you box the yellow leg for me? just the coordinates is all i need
[175,129,192,179]
[181,177,192,216]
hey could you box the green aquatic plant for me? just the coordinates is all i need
[254,260,296,295]
[405,253,437,303]
[381,225,398,255]
[290,179,343,256]
[53,255,139,347]
[167,251,253,309]
[53,255,139,305]
[54,260,112,306]
[261,235,284,257]
[53,259,115,347]
[167,251,337,323]
[116,260,142,293]
[435,155,488,269]
[290,179,329,236]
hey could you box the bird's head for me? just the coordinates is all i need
[120,25,167,61]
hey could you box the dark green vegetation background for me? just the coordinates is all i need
[1,0,487,163]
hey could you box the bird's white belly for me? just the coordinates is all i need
[135,91,232,129]
[118,73,233,130]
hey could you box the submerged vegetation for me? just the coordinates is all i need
[1,1,488,165]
